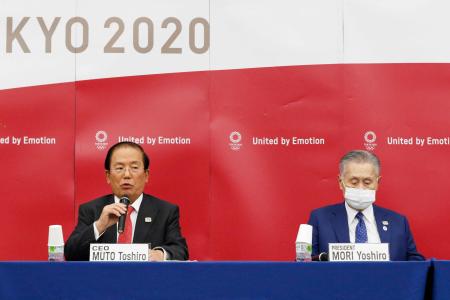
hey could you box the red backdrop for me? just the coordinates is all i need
[1,64,449,260]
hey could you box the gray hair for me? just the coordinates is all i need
[339,150,381,176]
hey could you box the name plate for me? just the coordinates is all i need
[328,243,390,261]
[89,244,149,261]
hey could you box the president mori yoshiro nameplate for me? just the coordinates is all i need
[328,243,390,261]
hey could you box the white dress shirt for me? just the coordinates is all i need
[345,202,381,243]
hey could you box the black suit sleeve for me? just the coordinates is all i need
[161,205,189,260]
[64,203,98,261]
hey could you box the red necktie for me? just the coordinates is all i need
[118,206,134,243]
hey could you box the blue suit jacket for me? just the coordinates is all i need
[307,203,424,261]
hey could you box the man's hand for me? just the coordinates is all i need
[94,203,127,234]
[149,249,165,261]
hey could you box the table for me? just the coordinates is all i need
[432,260,450,300]
[0,261,430,299]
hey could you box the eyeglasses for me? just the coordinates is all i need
[110,166,144,175]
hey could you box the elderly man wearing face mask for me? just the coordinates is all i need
[308,150,424,261]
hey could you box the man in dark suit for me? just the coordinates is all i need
[65,142,188,261]
[308,150,424,261]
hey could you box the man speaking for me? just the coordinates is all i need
[308,150,424,261]
[65,142,188,261]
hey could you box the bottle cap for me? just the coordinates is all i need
[48,225,64,247]
[296,224,312,244]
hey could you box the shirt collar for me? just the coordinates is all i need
[114,193,143,213]
[344,201,376,225]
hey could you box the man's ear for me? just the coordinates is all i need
[377,176,382,183]
[337,175,344,191]
[145,169,149,183]
[105,170,111,184]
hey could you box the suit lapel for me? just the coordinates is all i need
[102,226,117,243]
[331,203,350,243]
[133,195,160,243]
[374,205,390,243]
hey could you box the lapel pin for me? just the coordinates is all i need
[145,217,152,223]
[383,226,388,231]
[382,221,389,225]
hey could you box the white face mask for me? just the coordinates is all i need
[344,187,376,210]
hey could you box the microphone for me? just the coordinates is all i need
[117,196,130,233]
[312,252,328,261]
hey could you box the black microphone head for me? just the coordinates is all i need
[119,195,130,205]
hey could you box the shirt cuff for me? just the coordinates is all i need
[93,222,105,240]
[152,247,170,261]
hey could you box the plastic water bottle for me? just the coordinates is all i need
[48,225,65,261]
[48,245,65,262]
[295,224,313,262]
[296,242,312,262]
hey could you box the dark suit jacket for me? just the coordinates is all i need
[64,194,188,261]
[307,203,424,261]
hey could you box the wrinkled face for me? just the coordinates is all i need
[106,146,149,202]
[338,161,380,194]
